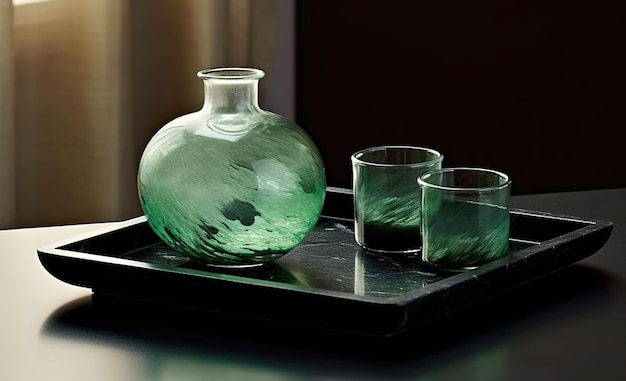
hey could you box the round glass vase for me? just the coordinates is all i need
[137,67,326,268]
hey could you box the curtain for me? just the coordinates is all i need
[1,0,284,228]
[0,0,15,228]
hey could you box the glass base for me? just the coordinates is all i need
[357,242,422,255]
[421,259,482,273]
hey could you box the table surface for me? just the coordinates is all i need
[1,188,625,381]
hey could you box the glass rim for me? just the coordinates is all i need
[351,145,443,168]
[417,167,512,192]
[197,67,265,80]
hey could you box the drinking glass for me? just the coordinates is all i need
[351,145,443,253]
[418,167,511,271]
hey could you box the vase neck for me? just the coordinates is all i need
[198,68,264,115]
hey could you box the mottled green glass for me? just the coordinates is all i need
[137,68,326,268]
[351,146,443,253]
[418,167,511,271]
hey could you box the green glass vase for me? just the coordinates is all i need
[137,68,326,268]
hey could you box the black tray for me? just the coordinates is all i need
[38,187,613,339]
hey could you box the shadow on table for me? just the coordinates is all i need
[41,263,615,366]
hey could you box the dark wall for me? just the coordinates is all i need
[296,1,625,195]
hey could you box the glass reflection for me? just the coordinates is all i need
[354,249,445,297]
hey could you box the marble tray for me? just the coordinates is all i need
[37,187,613,339]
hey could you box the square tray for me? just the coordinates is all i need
[38,187,613,339]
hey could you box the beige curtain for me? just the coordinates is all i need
[1,0,281,228]
[0,0,15,228]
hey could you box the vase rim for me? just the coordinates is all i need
[197,67,265,80]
